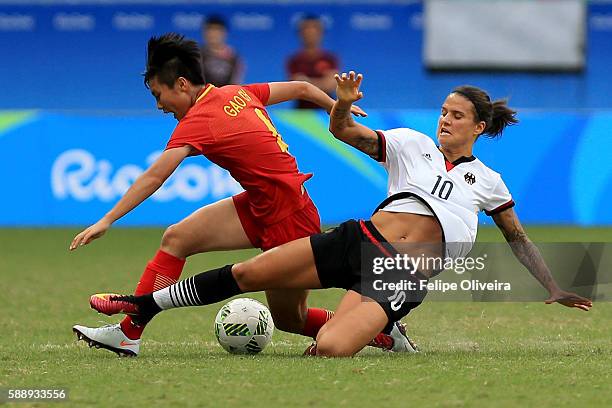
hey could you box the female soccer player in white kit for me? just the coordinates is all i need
[91,72,592,357]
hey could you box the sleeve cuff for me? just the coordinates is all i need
[485,200,515,216]
[165,141,201,156]
[375,130,386,162]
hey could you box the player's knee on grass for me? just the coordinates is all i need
[316,332,356,357]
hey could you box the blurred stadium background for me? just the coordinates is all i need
[1,1,611,406]
[1,0,612,226]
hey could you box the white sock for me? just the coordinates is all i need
[152,287,174,310]
[152,277,202,310]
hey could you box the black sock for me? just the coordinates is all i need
[191,264,243,305]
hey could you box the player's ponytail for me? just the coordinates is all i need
[452,85,518,139]
[485,99,518,138]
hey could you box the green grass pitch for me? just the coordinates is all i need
[1,227,610,407]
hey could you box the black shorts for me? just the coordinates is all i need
[310,219,428,328]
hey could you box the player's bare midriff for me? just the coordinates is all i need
[371,211,444,277]
[371,210,442,245]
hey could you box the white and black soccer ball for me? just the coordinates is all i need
[214,298,274,354]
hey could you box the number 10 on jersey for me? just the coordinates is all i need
[431,175,453,200]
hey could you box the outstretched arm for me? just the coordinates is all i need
[290,70,337,95]
[69,145,192,250]
[329,71,380,159]
[492,208,593,311]
[266,81,366,116]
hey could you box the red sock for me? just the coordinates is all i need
[302,308,335,338]
[120,249,185,340]
[368,332,394,350]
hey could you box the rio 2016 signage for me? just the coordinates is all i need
[0,109,611,226]
[51,149,242,203]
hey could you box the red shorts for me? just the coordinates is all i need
[233,191,321,251]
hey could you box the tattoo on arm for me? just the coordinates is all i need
[330,105,378,158]
[496,214,559,293]
[331,104,354,130]
[354,136,378,158]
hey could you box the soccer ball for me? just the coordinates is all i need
[214,298,274,354]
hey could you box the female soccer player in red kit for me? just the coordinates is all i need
[70,34,411,356]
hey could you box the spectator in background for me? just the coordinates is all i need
[200,15,243,87]
[286,15,339,109]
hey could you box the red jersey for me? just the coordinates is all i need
[165,83,312,225]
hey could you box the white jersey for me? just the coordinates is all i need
[376,128,514,258]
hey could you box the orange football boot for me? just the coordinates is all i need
[90,293,139,316]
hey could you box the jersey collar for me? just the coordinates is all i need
[438,148,476,171]
[195,84,215,103]
[179,84,215,122]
